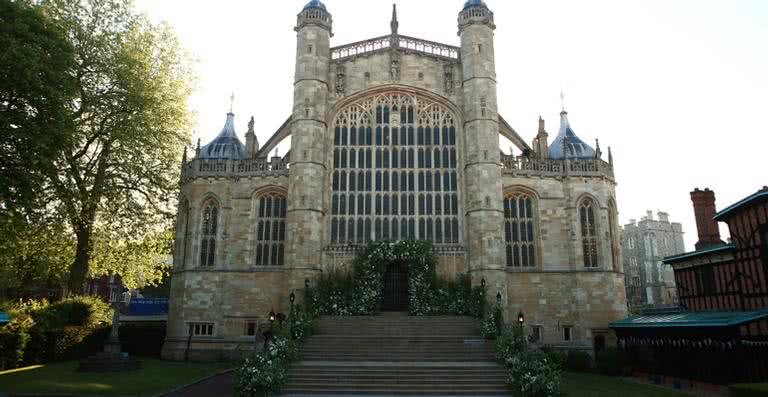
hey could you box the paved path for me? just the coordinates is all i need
[162,371,233,397]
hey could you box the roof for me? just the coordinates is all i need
[0,311,9,324]
[548,111,596,160]
[662,243,735,264]
[610,309,768,329]
[198,112,246,160]
[714,187,768,221]
[463,0,487,9]
[303,0,326,10]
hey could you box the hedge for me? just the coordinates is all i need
[729,383,768,397]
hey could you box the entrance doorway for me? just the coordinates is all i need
[382,261,408,311]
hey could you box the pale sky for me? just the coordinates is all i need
[135,0,767,251]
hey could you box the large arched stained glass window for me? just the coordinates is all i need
[504,193,536,267]
[331,92,460,244]
[580,198,598,268]
[255,194,287,266]
[200,201,218,267]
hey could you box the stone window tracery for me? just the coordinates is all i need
[503,192,536,267]
[255,194,287,266]
[331,92,460,244]
[580,198,598,268]
[200,200,218,267]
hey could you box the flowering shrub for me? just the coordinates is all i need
[480,302,503,339]
[496,325,562,397]
[234,307,308,396]
[504,350,562,397]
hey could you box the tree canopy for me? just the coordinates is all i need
[0,0,194,297]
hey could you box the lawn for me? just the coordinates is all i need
[0,358,234,396]
[563,372,689,397]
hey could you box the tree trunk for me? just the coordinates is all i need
[67,225,92,296]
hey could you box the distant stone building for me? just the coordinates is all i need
[163,0,628,361]
[621,211,685,307]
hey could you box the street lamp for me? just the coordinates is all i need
[480,278,486,288]
[305,278,310,289]
[496,291,502,305]
[268,309,276,324]
[517,311,525,327]
[289,291,296,307]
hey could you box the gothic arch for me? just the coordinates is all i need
[328,86,463,245]
[577,195,600,268]
[502,185,541,268]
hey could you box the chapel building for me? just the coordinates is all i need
[163,0,627,361]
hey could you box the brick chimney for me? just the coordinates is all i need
[690,188,724,250]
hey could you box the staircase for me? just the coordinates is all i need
[282,313,511,396]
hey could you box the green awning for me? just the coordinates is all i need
[0,311,10,324]
[610,309,768,329]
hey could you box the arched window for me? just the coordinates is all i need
[330,91,460,244]
[200,200,218,267]
[255,193,287,266]
[504,193,537,267]
[580,198,598,268]
[177,199,191,268]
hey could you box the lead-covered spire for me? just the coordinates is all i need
[548,109,596,160]
[198,111,246,160]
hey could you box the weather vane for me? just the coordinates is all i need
[229,92,235,113]
[560,88,565,112]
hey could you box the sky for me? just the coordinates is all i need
[134,0,768,251]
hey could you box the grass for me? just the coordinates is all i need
[562,372,689,396]
[0,358,234,396]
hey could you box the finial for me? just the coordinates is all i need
[274,147,280,158]
[560,89,566,113]
[608,146,613,165]
[247,116,255,134]
[195,138,201,156]
[229,92,235,113]
[594,138,602,159]
[538,116,545,133]
[182,145,187,164]
[390,3,399,35]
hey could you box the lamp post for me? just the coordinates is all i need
[264,309,276,350]
[496,291,502,305]
[289,291,296,309]
[517,310,525,328]
[305,278,310,289]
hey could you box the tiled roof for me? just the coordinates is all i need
[610,309,768,329]
[714,187,768,221]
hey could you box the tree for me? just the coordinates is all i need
[37,0,193,294]
[0,0,75,214]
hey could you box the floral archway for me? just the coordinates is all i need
[307,241,483,316]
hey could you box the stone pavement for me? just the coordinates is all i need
[161,370,233,397]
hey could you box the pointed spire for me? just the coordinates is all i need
[390,3,399,35]
[195,138,201,157]
[560,89,566,113]
[608,146,613,165]
[182,145,187,164]
[538,116,545,134]
[229,92,235,114]
[594,138,602,159]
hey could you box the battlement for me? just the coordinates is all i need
[500,155,614,179]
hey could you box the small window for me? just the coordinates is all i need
[244,320,257,336]
[307,44,313,54]
[530,326,542,343]
[562,326,573,342]
[189,322,214,336]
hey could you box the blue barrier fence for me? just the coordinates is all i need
[127,298,169,315]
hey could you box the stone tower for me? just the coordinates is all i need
[287,1,333,290]
[458,1,506,300]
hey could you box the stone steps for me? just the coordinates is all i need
[281,313,510,396]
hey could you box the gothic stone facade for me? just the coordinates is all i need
[622,211,685,307]
[162,1,628,361]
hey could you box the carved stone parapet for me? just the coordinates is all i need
[331,34,460,63]
[323,243,466,257]
[500,155,614,180]
[181,158,290,184]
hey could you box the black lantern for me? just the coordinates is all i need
[480,278,486,288]
[269,309,276,324]
[496,291,502,304]
[289,291,296,305]
[517,311,525,326]
[305,278,310,289]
